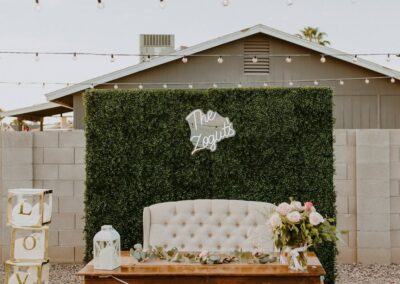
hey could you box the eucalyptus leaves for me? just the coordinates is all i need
[130,244,277,265]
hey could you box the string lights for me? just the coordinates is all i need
[217,56,224,64]
[182,56,188,63]
[160,0,166,9]
[34,0,40,10]
[222,0,230,6]
[320,55,326,63]
[285,56,292,63]
[97,0,104,9]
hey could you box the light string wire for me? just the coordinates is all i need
[0,76,396,88]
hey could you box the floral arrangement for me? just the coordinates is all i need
[268,200,340,270]
[130,244,277,265]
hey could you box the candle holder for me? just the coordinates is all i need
[93,225,121,270]
[4,259,50,284]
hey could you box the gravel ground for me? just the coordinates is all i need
[1,263,400,283]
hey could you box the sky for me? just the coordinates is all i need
[0,0,399,112]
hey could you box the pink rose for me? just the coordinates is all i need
[287,211,301,223]
[304,202,314,211]
[276,202,292,216]
[309,212,324,226]
[199,251,208,258]
[268,213,282,228]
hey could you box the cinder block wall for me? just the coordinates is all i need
[1,130,399,264]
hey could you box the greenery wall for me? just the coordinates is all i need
[84,88,335,283]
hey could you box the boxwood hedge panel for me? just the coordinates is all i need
[84,88,335,283]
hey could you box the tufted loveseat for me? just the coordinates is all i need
[143,199,276,252]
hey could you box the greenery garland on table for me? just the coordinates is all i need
[130,244,277,264]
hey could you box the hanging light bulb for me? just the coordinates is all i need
[222,0,230,6]
[163,84,168,89]
[110,54,115,63]
[160,0,166,9]
[320,55,326,63]
[289,81,293,86]
[34,52,40,62]
[217,56,224,64]
[188,84,193,89]
[386,54,391,62]
[352,55,358,62]
[263,82,268,87]
[72,52,78,61]
[182,56,188,63]
[314,80,319,86]
[252,56,258,63]
[391,77,396,83]
[285,56,292,63]
[138,84,143,89]
[97,0,105,9]
[237,83,242,88]
[66,83,70,87]
[213,83,218,88]
[145,55,151,62]
[34,0,40,10]
[365,78,370,84]
[287,0,293,6]
[42,82,46,89]
[114,84,119,89]
[339,80,344,85]
[17,82,22,87]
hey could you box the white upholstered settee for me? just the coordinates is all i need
[143,199,276,252]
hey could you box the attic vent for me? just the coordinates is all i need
[244,39,270,74]
[143,34,173,47]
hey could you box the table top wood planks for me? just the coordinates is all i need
[77,251,325,284]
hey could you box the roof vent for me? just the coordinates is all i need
[140,34,175,62]
[243,38,270,74]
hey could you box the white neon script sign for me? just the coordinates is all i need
[186,109,235,155]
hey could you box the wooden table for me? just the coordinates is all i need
[77,251,325,284]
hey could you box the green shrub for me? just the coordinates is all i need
[84,88,335,283]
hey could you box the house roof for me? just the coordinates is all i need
[45,24,400,102]
[0,102,73,121]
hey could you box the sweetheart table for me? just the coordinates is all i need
[77,251,325,284]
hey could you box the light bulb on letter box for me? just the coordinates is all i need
[93,225,121,270]
[11,226,49,262]
[7,189,53,227]
[5,260,49,284]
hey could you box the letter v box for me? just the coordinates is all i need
[5,260,50,284]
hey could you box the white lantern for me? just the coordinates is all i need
[7,188,53,227]
[93,225,121,270]
[5,260,50,284]
[11,226,49,262]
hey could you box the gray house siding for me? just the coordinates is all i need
[72,33,400,129]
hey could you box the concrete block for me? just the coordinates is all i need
[33,164,58,180]
[43,148,74,164]
[334,146,355,163]
[1,245,10,262]
[358,232,390,248]
[337,214,356,231]
[348,197,356,214]
[33,132,58,148]
[347,130,356,146]
[390,131,400,145]
[33,148,43,164]
[59,131,85,148]
[52,197,59,213]
[49,246,75,263]
[75,213,85,230]
[391,197,400,213]
[75,246,85,263]
[356,163,389,180]
[391,214,400,230]
[357,197,390,214]
[2,165,33,181]
[390,146,400,162]
[348,230,357,248]
[51,213,75,230]
[357,146,389,163]
[59,197,84,213]
[357,130,389,146]
[59,164,85,180]
[334,130,347,146]
[1,180,33,191]
[49,230,59,247]
[43,180,74,197]
[74,181,85,197]
[357,180,390,197]
[2,148,32,164]
[391,180,399,197]
[334,180,355,196]
[337,248,356,264]
[357,248,391,264]
[33,180,43,188]
[2,132,32,148]
[335,163,347,180]
[357,214,390,231]
[59,230,85,246]
[75,147,85,164]
[347,163,356,180]
[336,196,348,214]
[391,231,400,247]
[390,163,400,179]
[392,248,400,264]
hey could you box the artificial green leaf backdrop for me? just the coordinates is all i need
[84,88,335,283]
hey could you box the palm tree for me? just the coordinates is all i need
[296,26,331,46]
